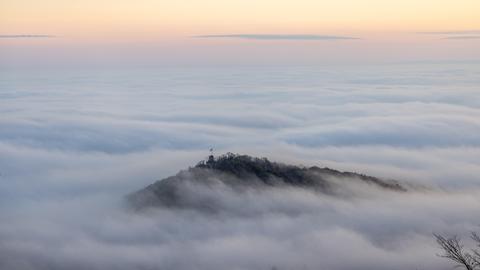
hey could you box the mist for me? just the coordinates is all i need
[1,63,480,269]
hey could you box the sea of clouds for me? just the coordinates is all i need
[1,63,480,269]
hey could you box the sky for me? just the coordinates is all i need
[1,1,480,269]
[1,0,480,67]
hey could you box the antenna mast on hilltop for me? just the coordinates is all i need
[207,148,215,167]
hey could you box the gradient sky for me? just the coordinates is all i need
[2,2,480,269]
[1,0,480,67]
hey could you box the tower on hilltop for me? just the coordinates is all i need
[206,148,215,167]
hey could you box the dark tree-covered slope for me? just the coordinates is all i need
[128,153,406,211]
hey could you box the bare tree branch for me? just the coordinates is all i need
[434,233,476,270]
[470,233,480,268]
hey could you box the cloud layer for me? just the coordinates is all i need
[194,34,359,40]
[0,35,55,39]
[444,36,480,40]
[1,63,480,269]
[418,30,480,40]
[418,30,480,35]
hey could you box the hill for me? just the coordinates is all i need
[127,153,406,211]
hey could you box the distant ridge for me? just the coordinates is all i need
[128,153,406,211]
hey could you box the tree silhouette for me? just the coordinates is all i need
[434,232,480,270]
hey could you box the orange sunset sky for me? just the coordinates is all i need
[1,0,479,67]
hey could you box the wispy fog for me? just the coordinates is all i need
[1,63,480,269]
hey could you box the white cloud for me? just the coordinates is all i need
[1,63,480,269]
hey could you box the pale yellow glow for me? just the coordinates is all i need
[1,0,479,67]
[1,0,480,38]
